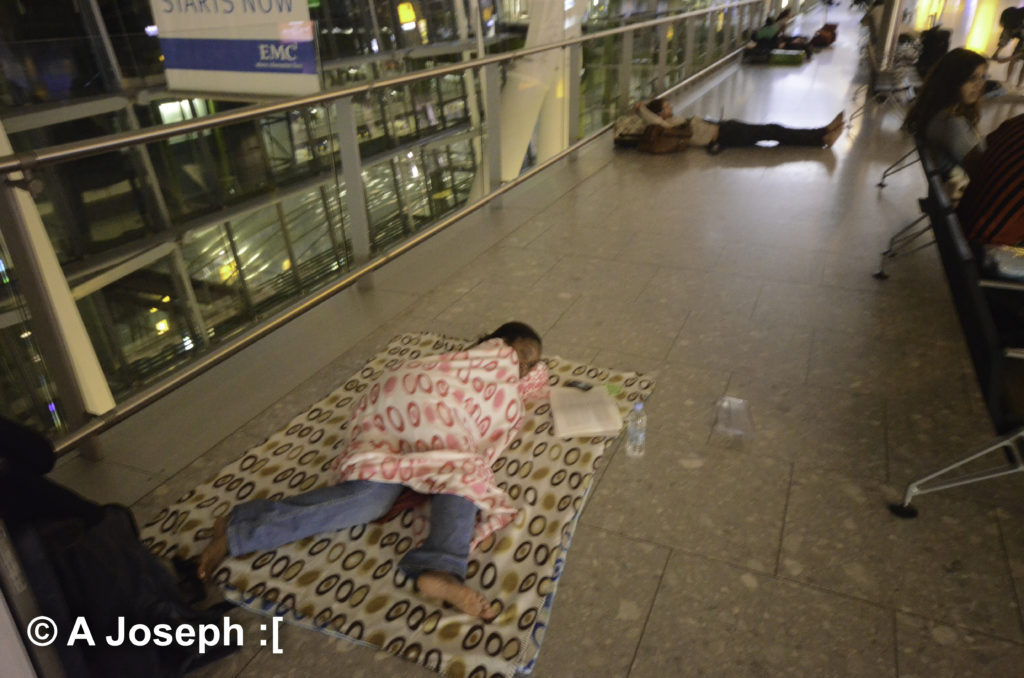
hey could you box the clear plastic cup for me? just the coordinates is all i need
[712,396,753,441]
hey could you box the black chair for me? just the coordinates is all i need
[873,136,939,279]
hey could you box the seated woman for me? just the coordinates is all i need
[904,48,989,178]
[993,7,1024,90]
[198,321,547,621]
[614,97,843,154]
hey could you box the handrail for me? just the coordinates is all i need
[0,0,756,175]
[48,42,747,454]
[50,124,611,453]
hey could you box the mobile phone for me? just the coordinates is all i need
[564,380,593,391]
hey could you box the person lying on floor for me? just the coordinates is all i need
[613,97,844,154]
[749,9,814,58]
[198,321,549,621]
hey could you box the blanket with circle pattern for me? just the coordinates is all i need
[140,332,655,678]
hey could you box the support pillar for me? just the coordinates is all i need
[333,99,372,266]
[0,124,116,438]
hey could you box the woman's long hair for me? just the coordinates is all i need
[476,321,542,350]
[904,48,987,134]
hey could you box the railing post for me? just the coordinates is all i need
[169,244,210,349]
[685,17,696,78]
[333,98,372,265]
[568,43,583,145]
[483,62,503,194]
[730,7,739,50]
[0,125,116,436]
[619,29,634,109]
[656,23,669,91]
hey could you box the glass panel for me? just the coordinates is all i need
[581,34,623,137]
[10,112,158,264]
[632,26,660,101]
[0,31,105,109]
[76,258,197,400]
[146,100,228,220]
[181,223,253,343]
[713,10,728,61]
[364,160,411,253]
[0,242,65,435]
[694,13,712,70]
[228,205,300,316]
[280,189,347,289]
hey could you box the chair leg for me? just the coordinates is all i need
[889,428,1024,518]
[878,148,920,188]
[873,213,931,279]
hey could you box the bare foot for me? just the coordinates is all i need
[416,571,495,621]
[826,112,845,132]
[822,126,842,148]
[198,516,229,582]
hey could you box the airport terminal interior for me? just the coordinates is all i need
[4,0,1024,676]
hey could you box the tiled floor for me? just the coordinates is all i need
[51,4,1024,676]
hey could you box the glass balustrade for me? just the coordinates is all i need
[0,1,764,437]
[0,238,65,433]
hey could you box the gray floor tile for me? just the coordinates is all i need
[781,468,1023,641]
[715,373,887,480]
[527,523,670,678]
[895,613,1024,678]
[49,453,160,506]
[670,311,814,384]
[629,551,897,678]
[583,436,791,571]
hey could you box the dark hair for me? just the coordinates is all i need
[645,98,667,115]
[477,321,542,350]
[1000,7,1024,31]
[904,48,987,134]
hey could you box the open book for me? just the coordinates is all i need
[549,386,625,439]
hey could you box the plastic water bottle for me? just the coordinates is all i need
[625,402,647,458]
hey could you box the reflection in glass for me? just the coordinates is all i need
[0,242,65,434]
[76,258,197,399]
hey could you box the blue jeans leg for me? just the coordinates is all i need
[226,480,404,556]
[399,493,479,581]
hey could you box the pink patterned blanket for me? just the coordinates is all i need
[330,338,547,548]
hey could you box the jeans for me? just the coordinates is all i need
[715,119,827,148]
[226,480,479,580]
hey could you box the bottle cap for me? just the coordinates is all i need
[633,402,643,411]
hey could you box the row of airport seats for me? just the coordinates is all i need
[889,142,1024,517]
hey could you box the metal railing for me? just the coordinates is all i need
[0,2,757,174]
[0,1,764,452]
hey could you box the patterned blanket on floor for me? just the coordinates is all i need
[140,332,655,678]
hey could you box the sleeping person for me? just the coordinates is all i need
[198,321,548,621]
[614,98,844,154]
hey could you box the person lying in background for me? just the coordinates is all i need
[614,97,844,154]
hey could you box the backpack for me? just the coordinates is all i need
[1,418,237,677]
[811,23,838,47]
